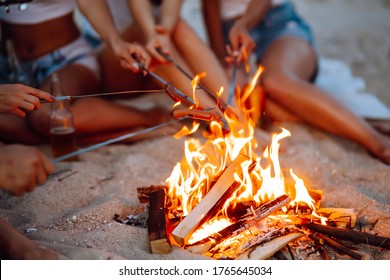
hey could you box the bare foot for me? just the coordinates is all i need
[369,120,390,136]
[370,134,390,165]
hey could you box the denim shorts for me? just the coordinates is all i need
[0,37,100,87]
[222,2,317,62]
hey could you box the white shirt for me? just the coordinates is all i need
[0,0,75,24]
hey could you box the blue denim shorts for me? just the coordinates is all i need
[0,37,100,87]
[222,2,317,62]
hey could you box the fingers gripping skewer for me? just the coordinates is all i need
[155,48,238,120]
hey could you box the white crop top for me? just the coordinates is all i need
[0,0,76,24]
[221,0,288,20]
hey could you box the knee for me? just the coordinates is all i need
[261,70,291,95]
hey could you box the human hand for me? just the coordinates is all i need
[0,144,54,196]
[111,38,151,73]
[228,21,255,63]
[145,25,173,63]
[0,84,55,117]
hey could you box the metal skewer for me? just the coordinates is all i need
[52,117,189,163]
[228,58,238,106]
[155,47,234,115]
[40,88,170,103]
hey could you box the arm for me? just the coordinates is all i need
[128,0,182,62]
[0,84,54,117]
[159,0,182,34]
[77,0,150,70]
[229,0,272,61]
[201,0,226,65]
[0,144,54,196]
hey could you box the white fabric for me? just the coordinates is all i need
[0,0,75,24]
[220,0,288,20]
[315,58,390,120]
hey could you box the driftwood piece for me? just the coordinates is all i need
[305,223,390,250]
[236,232,303,260]
[310,233,362,260]
[172,153,251,245]
[186,195,291,254]
[147,189,171,254]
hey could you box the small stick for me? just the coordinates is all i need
[305,222,390,250]
[314,233,363,260]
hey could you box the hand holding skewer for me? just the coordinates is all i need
[155,47,239,120]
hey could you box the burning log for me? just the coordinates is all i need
[147,189,172,254]
[236,232,303,260]
[309,233,362,260]
[305,223,390,250]
[208,226,301,259]
[172,153,251,245]
[187,195,291,255]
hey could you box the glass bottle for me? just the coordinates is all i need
[5,39,34,86]
[49,72,79,161]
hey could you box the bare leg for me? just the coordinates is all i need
[27,64,172,144]
[0,218,59,260]
[115,20,229,111]
[260,36,390,164]
[98,24,148,92]
[172,19,230,103]
[0,114,46,144]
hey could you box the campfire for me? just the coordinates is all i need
[123,67,389,260]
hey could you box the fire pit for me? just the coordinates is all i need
[119,67,390,260]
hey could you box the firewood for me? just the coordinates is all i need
[236,232,303,260]
[311,233,363,260]
[308,234,333,260]
[147,189,171,254]
[316,208,356,228]
[305,223,390,250]
[172,153,251,245]
[208,226,300,259]
[137,185,166,203]
[186,195,291,254]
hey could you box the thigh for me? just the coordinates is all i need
[261,36,317,81]
[0,114,45,144]
[40,64,99,95]
[97,23,149,92]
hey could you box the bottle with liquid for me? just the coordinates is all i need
[5,39,34,86]
[49,72,79,161]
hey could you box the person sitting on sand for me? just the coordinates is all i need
[0,0,173,145]
[202,0,390,164]
[0,83,58,259]
[78,0,232,113]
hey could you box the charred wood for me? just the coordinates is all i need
[147,189,171,254]
[305,223,390,250]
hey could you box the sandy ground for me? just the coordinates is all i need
[0,0,389,260]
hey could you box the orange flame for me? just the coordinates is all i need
[191,72,207,108]
[166,65,325,243]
